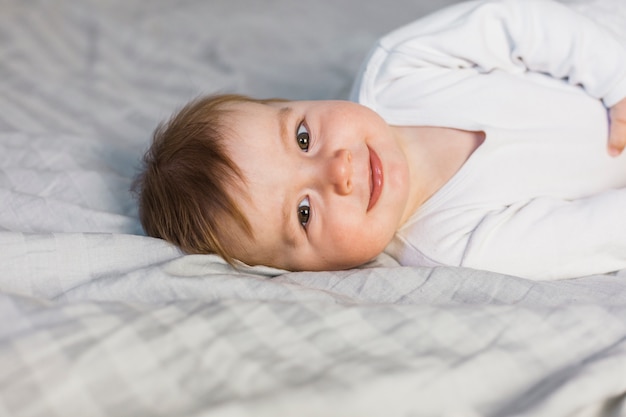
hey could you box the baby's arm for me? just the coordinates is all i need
[365,0,626,150]
[609,97,626,156]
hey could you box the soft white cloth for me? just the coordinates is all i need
[352,0,626,279]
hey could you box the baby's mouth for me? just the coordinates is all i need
[367,146,383,211]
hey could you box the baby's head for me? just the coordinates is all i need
[134,94,413,271]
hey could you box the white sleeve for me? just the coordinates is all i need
[359,0,626,107]
[462,188,626,280]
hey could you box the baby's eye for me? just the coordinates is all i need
[296,122,310,152]
[298,196,310,228]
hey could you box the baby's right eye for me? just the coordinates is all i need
[296,122,310,152]
[298,196,310,228]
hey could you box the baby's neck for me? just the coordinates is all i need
[392,125,485,224]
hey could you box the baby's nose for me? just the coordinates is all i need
[327,149,353,195]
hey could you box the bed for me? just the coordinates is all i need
[1,0,626,416]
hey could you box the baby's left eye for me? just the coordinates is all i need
[296,122,310,152]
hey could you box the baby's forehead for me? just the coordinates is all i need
[220,101,272,129]
[222,185,292,266]
[221,101,292,144]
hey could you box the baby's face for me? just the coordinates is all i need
[222,100,412,271]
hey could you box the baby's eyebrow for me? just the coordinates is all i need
[281,199,298,248]
[277,105,299,247]
[278,106,293,150]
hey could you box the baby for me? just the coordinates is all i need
[134,0,626,279]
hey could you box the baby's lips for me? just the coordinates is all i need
[367,146,383,211]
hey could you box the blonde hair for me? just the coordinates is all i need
[133,93,281,265]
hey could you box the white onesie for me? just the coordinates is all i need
[351,0,626,279]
